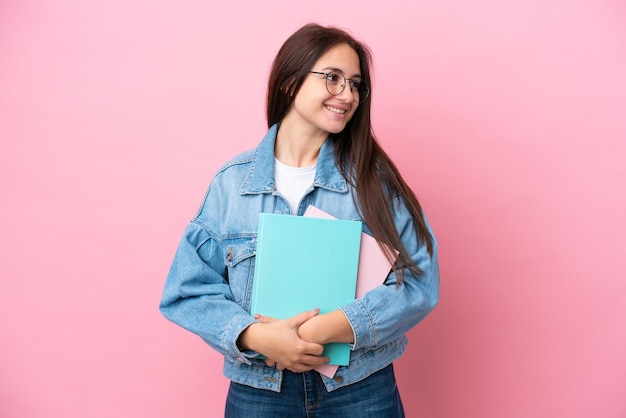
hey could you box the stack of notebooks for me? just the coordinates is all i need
[250,206,397,376]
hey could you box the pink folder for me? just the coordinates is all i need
[303,205,398,377]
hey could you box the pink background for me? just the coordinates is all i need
[2,1,625,417]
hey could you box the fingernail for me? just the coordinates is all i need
[254,314,261,319]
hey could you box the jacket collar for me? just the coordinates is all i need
[241,124,348,195]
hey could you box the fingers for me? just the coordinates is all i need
[254,313,278,323]
[254,308,320,326]
[269,362,324,373]
[264,354,329,372]
[301,340,325,356]
[283,355,330,373]
[289,308,320,327]
[250,309,325,372]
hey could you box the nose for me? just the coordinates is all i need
[337,82,356,102]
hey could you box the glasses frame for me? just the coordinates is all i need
[309,71,370,104]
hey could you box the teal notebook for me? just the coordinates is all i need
[251,213,362,365]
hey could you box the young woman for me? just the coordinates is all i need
[160,23,439,417]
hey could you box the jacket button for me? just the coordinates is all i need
[264,377,276,383]
[334,375,344,383]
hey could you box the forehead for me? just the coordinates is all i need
[313,43,361,76]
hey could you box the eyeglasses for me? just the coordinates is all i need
[309,71,370,103]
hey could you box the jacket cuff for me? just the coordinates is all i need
[223,315,259,365]
[339,300,376,350]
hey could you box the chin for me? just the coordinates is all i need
[324,123,350,135]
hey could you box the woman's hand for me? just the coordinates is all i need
[298,309,355,345]
[238,309,329,373]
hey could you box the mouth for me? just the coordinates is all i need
[325,104,347,115]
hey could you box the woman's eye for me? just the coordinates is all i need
[326,73,342,83]
[349,79,361,89]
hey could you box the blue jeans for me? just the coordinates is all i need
[224,364,405,418]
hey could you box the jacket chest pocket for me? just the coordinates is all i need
[223,237,257,312]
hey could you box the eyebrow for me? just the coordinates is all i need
[321,66,362,79]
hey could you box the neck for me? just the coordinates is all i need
[275,123,327,167]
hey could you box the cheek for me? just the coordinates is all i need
[294,87,322,110]
[348,106,359,121]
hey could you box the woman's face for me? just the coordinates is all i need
[282,43,362,138]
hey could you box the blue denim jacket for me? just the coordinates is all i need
[160,124,439,392]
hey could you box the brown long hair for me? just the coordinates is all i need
[267,23,433,283]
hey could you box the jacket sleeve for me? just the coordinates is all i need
[339,199,440,351]
[159,217,257,365]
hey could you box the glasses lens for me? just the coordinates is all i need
[324,72,344,95]
[323,72,369,103]
[356,81,369,103]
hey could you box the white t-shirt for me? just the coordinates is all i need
[274,158,317,215]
